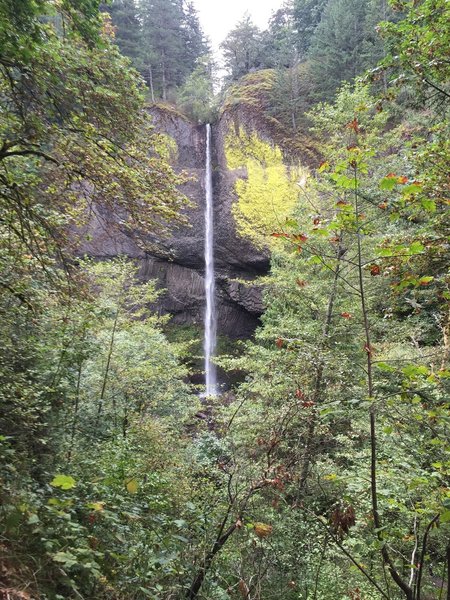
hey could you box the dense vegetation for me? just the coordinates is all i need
[0,0,449,599]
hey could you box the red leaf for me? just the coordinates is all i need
[378,202,388,210]
[276,338,284,348]
[340,312,352,319]
[271,232,288,238]
[370,264,381,276]
[293,233,308,243]
[347,118,360,133]
[386,172,398,179]
[295,389,305,399]
[336,200,349,207]
[397,176,408,184]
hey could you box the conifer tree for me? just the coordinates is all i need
[308,0,383,98]
[103,0,141,65]
[221,14,265,82]
[292,0,328,57]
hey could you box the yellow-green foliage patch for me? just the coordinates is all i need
[156,133,178,163]
[225,127,304,247]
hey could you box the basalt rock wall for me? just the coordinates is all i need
[79,104,269,339]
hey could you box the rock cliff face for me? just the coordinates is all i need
[80,105,269,339]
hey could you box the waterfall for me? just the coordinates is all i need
[203,124,217,396]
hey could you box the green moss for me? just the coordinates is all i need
[221,70,277,114]
[149,101,189,121]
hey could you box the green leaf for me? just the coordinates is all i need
[27,514,40,524]
[418,276,433,285]
[377,362,396,372]
[53,551,78,568]
[379,177,397,191]
[402,182,422,196]
[408,241,424,255]
[173,519,187,528]
[125,479,138,494]
[421,199,436,212]
[50,475,76,490]
[402,365,428,378]
[440,510,450,523]
[309,255,322,265]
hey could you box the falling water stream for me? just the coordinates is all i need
[203,124,217,396]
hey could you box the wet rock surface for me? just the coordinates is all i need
[77,105,269,339]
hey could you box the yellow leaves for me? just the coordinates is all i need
[50,474,76,490]
[125,478,139,494]
[253,522,273,539]
[156,133,178,163]
[225,128,302,247]
[87,501,105,511]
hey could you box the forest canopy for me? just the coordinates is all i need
[0,0,449,599]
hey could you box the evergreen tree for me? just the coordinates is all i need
[308,0,383,98]
[292,0,329,57]
[105,0,208,100]
[220,14,265,82]
[263,3,298,69]
[177,54,216,122]
[138,0,184,99]
[103,0,141,65]
[182,1,209,73]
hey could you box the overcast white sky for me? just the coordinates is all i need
[193,0,280,50]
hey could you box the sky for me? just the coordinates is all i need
[193,0,280,50]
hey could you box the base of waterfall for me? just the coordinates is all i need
[199,385,221,399]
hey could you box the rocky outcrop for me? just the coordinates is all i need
[79,103,269,339]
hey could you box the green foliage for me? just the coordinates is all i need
[106,0,209,100]
[177,55,217,123]
[1,1,449,598]
[308,0,385,98]
[220,14,265,82]
[212,80,449,599]
[293,0,329,56]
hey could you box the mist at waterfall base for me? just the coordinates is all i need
[203,124,218,397]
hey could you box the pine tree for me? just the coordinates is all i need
[263,4,298,69]
[182,1,209,74]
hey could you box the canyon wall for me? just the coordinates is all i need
[78,105,270,339]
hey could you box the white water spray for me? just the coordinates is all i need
[203,124,217,396]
